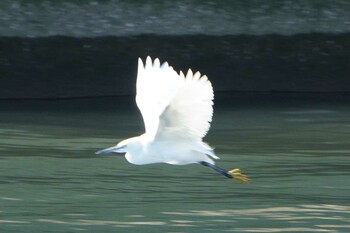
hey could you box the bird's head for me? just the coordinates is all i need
[95,136,141,155]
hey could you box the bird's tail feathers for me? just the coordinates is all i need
[193,141,219,160]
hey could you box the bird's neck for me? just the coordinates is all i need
[124,135,159,165]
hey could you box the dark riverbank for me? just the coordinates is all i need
[1,33,349,99]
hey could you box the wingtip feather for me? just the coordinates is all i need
[137,57,145,76]
[154,58,160,67]
[186,69,193,79]
[193,71,201,81]
[161,61,169,68]
[179,71,185,79]
[145,56,152,68]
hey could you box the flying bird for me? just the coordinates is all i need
[96,56,248,183]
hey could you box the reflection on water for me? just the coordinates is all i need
[0,93,349,232]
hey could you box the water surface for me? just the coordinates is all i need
[0,93,349,232]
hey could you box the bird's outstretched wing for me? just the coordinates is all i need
[136,56,181,139]
[136,57,214,145]
[157,68,214,141]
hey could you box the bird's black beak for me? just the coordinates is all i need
[95,145,126,155]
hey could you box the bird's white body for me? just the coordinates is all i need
[96,56,249,183]
[97,56,218,165]
[123,135,215,165]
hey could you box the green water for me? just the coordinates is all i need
[0,94,349,232]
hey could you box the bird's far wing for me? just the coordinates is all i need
[157,68,214,140]
[136,56,181,139]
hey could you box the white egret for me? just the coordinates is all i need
[96,56,248,183]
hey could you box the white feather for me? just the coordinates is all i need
[158,69,214,140]
[136,57,218,162]
[95,57,250,182]
[136,56,181,140]
[97,56,218,166]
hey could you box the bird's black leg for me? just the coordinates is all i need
[199,161,249,183]
[199,161,232,179]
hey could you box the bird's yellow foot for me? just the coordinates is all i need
[228,168,249,184]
